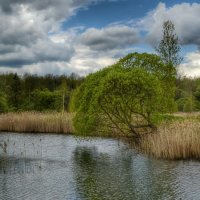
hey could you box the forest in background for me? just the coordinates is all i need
[176,76,200,112]
[0,73,84,112]
[0,72,200,113]
[0,20,200,114]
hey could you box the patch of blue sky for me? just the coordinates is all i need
[62,0,194,30]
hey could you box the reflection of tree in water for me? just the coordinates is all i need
[130,157,178,199]
[73,146,135,200]
[72,146,178,200]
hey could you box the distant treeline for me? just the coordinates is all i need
[176,76,200,112]
[0,73,84,112]
[0,72,200,113]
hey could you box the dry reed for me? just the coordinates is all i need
[1,111,200,160]
[0,112,74,134]
[139,119,200,160]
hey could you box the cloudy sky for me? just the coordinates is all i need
[0,0,199,76]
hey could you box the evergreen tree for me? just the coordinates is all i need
[156,20,182,67]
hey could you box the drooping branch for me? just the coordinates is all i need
[99,102,127,136]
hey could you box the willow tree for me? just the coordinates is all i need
[118,52,177,112]
[71,53,176,138]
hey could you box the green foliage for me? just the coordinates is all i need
[72,53,176,137]
[118,52,176,78]
[57,79,70,112]
[31,89,62,111]
[194,85,200,101]
[151,114,184,126]
[118,52,177,112]
[71,66,114,135]
[0,92,8,113]
[194,87,200,110]
[156,20,182,66]
[175,77,200,112]
[0,73,83,112]
[176,95,198,112]
[8,73,22,110]
[183,97,194,112]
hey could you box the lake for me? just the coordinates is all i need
[0,133,200,200]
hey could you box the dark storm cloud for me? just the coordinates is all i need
[0,0,85,67]
[0,39,74,67]
[0,0,121,68]
[79,25,140,51]
[0,0,104,18]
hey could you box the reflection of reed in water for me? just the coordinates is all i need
[0,157,35,175]
[0,142,7,153]
[0,136,44,175]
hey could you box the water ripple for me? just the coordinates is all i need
[0,133,200,200]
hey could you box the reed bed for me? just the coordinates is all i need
[0,112,74,134]
[139,119,200,160]
[1,111,200,160]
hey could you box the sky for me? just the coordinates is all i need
[0,0,199,76]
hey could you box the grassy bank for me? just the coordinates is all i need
[0,112,74,134]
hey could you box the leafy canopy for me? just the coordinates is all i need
[71,53,176,137]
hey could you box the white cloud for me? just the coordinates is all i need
[0,1,200,77]
[179,52,200,77]
[139,2,200,48]
[0,0,109,68]
[137,2,200,77]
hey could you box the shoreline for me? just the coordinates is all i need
[0,112,200,160]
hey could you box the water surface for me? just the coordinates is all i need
[0,133,200,200]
